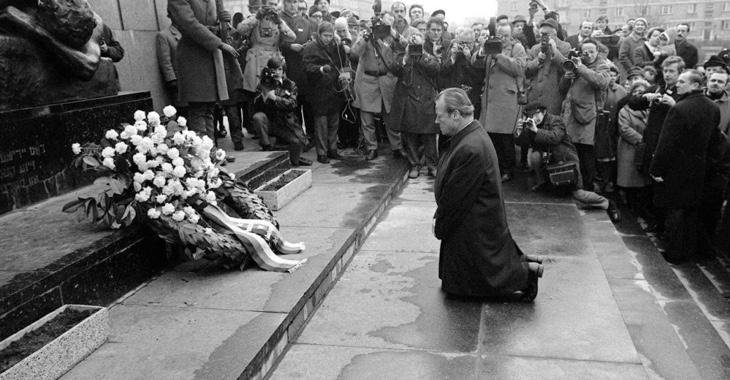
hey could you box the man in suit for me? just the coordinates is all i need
[433,88,543,302]
[156,22,187,114]
[675,23,698,70]
[566,20,593,49]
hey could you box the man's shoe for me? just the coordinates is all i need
[234,141,244,151]
[365,150,378,160]
[328,150,344,160]
[393,149,404,158]
[408,167,420,179]
[317,155,330,164]
[298,157,312,166]
[218,128,227,137]
[519,263,543,303]
[607,200,621,223]
[500,173,512,183]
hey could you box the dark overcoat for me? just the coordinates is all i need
[650,90,721,209]
[302,38,348,116]
[253,78,308,145]
[387,51,440,134]
[628,84,680,172]
[434,120,529,297]
[168,0,228,102]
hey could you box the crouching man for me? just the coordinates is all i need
[253,58,312,166]
[515,101,621,222]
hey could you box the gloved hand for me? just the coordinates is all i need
[321,65,332,73]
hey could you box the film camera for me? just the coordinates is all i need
[562,48,585,71]
[260,67,277,89]
[529,1,540,9]
[363,16,392,41]
[483,37,503,55]
[539,33,550,54]
[256,6,280,37]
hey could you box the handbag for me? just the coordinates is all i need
[544,148,579,187]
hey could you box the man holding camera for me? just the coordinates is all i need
[351,16,407,161]
[559,38,610,190]
[168,0,240,140]
[525,18,570,116]
[515,102,621,222]
[472,21,527,182]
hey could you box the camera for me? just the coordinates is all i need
[260,67,276,89]
[540,33,550,54]
[256,5,280,24]
[529,1,539,9]
[562,48,583,71]
[408,43,423,56]
[483,37,503,55]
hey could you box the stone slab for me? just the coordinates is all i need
[507,202,593,259]
[359,199,440,253]
[61,305,285,380]
[119,0,159,31]
[273,344,648,380]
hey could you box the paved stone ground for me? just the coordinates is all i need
[271,175,730,380]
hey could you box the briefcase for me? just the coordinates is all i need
[546,161,579,187]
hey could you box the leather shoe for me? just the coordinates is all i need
[234,141,244,151]
[408,167,420,179]
[365,150,378,160]
[500,173,512,182]
[218,128,227,137]
[607,200,621,223]
[317,155,330,164]
[328,150,344,160]
[297,157,312,166]
[519,263,543,303]
[393,149,404,158]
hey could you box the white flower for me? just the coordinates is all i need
[102,157,115,170]
[124,124,138,136]
[172,157,184,167]
[207,167,220,179]
[183,206,196,216]
[129,135,143,146]
[105,130,119,140]
[155,194,167,204]
[201,136,215,151]
[228,173,235,180]
[204,227,213,235]
[137,161,149,172]
[206,191,217,204]
[157,143,169,155]
[147,111,161,125]
[183,189,198,199]
[114,142,128,154]
[161,203,175,215]
[208,177,222,189]
[155,156,165,165]
[143,170,155,181]
[161,163,173,173]
[135,190,150,202]
[120,131,132,140]
[163,105,177,118]
[178,116,187,127]
[172,132,186,146]
[134,110,146,121]
[215,149,226,161]
[146,159,160,168]
[153,176,166,188]
[154,124,167,135]
[149,146,159,157]
[172,166,186,178]
[71,143,81,155]
[194,170,204,178]
[101,146,116,158]
[134,120,148,132]
[162,185,175,196]
[167,148,180,160]
[172,210,186,222]
[133,153,147,166]
[133,172,146,184]
[151,133,165,145]
[188,214,200,224]
[147,208,161,219]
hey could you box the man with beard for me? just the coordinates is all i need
[650,70,721,263]
[707,71,730,134]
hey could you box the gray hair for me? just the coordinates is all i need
[436,88,474,117]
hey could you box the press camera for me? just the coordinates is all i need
[260,67,276,89]
[562,48,586,71]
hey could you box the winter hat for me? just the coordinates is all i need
[634,18,648,28]
[627,66,644,79]
[539,18,559,30]
[523,101,547,115]
[432,9,445,17]
[705,55,727,70]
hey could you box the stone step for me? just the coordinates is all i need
[0,151,290,342]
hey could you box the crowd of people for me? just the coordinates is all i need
[159,0,730,266]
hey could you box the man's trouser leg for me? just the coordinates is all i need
[225,105,243,144]
[422,133,438,172]
[188,102,215,140]
[383,105,402,151]
[572,189,609,209]
[401,132,421,168]
[529,151,547,186]
[664,208,699,262]
[360,110,378,151]
[488,132,516,177]
[326,112,340,153]
[575,143,597,190]
[252,112,272,148]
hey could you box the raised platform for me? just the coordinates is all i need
[0,150,290,341]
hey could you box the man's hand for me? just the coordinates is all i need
[290,43,304,52]
[660,94,676,107]
[100,41,109,53]
[537,51,546,61]
[266,89,276,101]
[651,174,664,183]
[564,71,576,80]
[219,43,240,58]
[218,10,232,23]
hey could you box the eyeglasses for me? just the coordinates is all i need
[311,14,322,18]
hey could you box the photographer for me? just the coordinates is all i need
[525,19,571,115]
[472,21,527,182]
[559,38,610,190]
[515,102,621,222]
[424,17,450,64]
[439,29,484,119]
[387,31,440,179]
[252,58,311,166]
[302,21,349,163]
[351,16,407,161]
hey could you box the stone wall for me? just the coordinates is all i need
[89,0,172,110]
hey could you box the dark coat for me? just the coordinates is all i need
[253,78,308,145]
[650,90,721,209]
[627,84,680,172]
[434,120,529,297]
[302,38,348,116]
[438,50,484,109]
[387,51,440,134]
[280,10,316,92]
[168,0,228,102]
[515,114,579,164]
[675,40,698,69]
[525,39,571,115]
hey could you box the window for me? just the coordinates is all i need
[583,9,591,18]
[661,5,673,14]
[725,2,730,12]
[688,4,696,14]
[510,2,518,11]
[723,20,730,30]
[615,7,623,17]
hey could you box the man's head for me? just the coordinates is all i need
[676,69,703,95]
[523,102,547,125]
[496,23,512,40]
[267,57,286,80]
[595,15,609,31]
[496,15,510,27]
[315,0,328,12]
[427,17,444,42]
[412,18,427,35]
[579,39,599,64]
[472,22,484,39]
[479,29,489,43]
[627,66,644,84]
[265,0,278,7]
[676,23,690,42]
[391,2,406,22]
[318,21,334,44]
[643,66,657,83]
[662,56,686,86]
[283,0,297,14]
[539,19,559,38]
[297,1,308,16]
[545,11,559,22]
[704,56,728,76]
[512,16,526,33]
[309,7,322,23]
[579,21,594,38]
[432,9,445,21]
[435,88,474,135]
[249,0,263,14]
[629,79,650,96]
[627,18,636,27]
[708,72,729,96]
[348,16,359,37]
[621,24,631,37]
[409,4,424,21]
